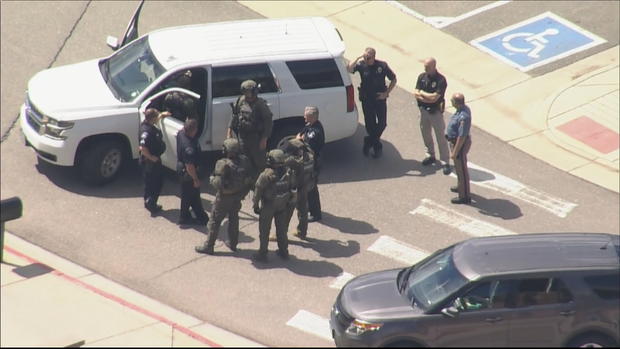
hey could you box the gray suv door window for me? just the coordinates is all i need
[513,278,573,307]
[286,59,344,89]
[584,274,620,300]
[212,64,278,98]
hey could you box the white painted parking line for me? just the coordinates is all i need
[286,310,332,342]
[386,0,512,29]
[329,272,355,290]
[367,236,430,265]
[452,162,578,218]
[410,198,517,237]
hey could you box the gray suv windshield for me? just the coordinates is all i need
[406,247,468,310]
[100,36,165,102]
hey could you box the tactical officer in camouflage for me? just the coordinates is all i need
[252,149,296,262]
[195,138,253,255]
[282,138,316,240]
[227,80,273,181]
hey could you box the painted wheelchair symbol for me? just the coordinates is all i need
[502,28,559,58]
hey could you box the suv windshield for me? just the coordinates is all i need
[100,36,165,102]
[405,247,469,310]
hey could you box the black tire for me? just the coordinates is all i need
[568,334,616,348]
[79,140,125,186]
[386,341,420,347]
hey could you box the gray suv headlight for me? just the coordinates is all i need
[345,319,383,336]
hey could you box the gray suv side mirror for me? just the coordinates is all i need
[441,306,459,318]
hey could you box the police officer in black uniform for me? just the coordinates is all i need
[139,108,170,215]
[176,118,209,226]
[297,106,325,222]
[348,47,397,158]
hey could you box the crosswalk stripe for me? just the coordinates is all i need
[410,198,517,237]
[286,310,332,341]
[367,235,430,265]
[329,272,355,290]
[452,162,577,218]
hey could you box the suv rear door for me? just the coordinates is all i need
[210,63,280,151]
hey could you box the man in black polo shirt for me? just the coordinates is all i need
[414,57,451,175]
[348,47,397,158]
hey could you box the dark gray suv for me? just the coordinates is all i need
[330,233,620,347]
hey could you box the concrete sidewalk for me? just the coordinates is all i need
[241,1,619,193]
[1,232,263,347]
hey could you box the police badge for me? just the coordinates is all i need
[431,81,437,88]
[378,66,383,73]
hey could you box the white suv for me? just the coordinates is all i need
[20,4,358,185]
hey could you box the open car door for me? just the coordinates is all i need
[107,0,145,51]
[139,88,201,171]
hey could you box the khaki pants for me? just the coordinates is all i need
[450,136,472,199]
[419,107,450,165]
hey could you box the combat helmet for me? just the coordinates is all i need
[267,149,286,167]
[223,138,241,156]
[240,80,258,94]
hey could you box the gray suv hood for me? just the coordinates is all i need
[340,268,422,321]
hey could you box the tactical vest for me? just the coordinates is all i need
[235,97,262,134]
[223,158,249,194]
[272,168,293,208]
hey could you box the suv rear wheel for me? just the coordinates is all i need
[568,334,616,348]
[79,140,125,185]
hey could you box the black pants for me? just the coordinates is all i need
[180,174,208,221]
[142,160,163,208]
[307,171,321,218]
[361,99,387,150]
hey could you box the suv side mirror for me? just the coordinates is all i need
[106,36,120,51]
[441,306,459,318]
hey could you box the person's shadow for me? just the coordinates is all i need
[463,167,523,220]
[318,212,379,235]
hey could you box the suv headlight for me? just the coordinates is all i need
[39,115,74,140]
[345,319,383,336]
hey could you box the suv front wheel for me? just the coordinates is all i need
[568,334,616,348]
[79,140,125,185]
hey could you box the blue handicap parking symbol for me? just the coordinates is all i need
[470,12,606,72]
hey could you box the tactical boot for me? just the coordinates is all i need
[195,243,214,255]
[224,240,237,252]
[293,230,307,240]
[422,156,436,166]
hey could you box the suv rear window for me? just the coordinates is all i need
[286,59,343,89]
[584,274,620,300]
[212,64,278,98]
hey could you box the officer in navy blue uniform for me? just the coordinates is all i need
[297,106,325,222]
[176,118,209,226]
[348,47,397,158]
[139,108,169,215]
[445,93,472,204]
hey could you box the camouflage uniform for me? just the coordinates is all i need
[229,80,273,180]
[252,149,296,262]
[281,138,316,239]
[195,139,253,255]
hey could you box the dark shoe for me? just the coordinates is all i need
[421,156,436,166]
[195,244,214,255]
[276,250,289,260]
[362,142,371,157]
[371,146,382,158]
[451,197,471,204]
[197,216,209,226]
[293,230,307,240]
[443,164,452,175]
[145,203,162,215]
[252,252,268,263]
[450,186,458,193]
[308,214,322,222]
[224,240,237,252]
[179,217,199,226]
